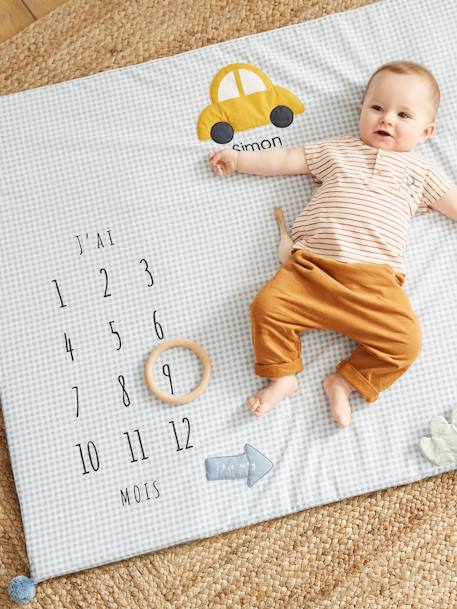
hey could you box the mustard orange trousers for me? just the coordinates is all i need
[249,248,422,403]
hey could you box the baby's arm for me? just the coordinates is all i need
[209,147,309,177]
[431,185,457,221]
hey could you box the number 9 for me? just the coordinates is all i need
[144,338,212,404]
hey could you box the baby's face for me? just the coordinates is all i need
[358,71,436,152]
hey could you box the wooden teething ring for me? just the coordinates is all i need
[144,338,211,405]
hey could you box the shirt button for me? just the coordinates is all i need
[374,169,380,175]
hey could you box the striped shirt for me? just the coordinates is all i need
[291,135,454,274]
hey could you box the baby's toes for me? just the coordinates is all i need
[247,395,261,413]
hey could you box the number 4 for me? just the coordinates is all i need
[65,332,75,361]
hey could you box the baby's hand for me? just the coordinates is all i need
[209,148,238,176]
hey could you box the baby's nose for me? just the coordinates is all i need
[382,114,394,125]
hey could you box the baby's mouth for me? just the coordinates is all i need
[375,130,392,137]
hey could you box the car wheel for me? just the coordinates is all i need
[270,106,294,128]
[210,122,234,144]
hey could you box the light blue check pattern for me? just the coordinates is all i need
[0,0,456,584]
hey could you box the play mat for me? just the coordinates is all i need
[0,0,456,600]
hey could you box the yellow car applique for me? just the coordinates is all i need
[197,63,305,144]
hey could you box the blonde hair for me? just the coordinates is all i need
[361,60,440,121]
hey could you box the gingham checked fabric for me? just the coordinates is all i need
[0,0,456,583]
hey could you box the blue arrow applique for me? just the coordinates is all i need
[205,444,273,488]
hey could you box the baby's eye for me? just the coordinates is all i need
[398,112,410,119]
[371,105,382,111]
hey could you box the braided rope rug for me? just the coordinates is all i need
[0,1,456,607]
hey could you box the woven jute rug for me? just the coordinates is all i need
[1,1,456,607]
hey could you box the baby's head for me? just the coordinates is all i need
[358,60,440,152]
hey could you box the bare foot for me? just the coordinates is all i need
[323,372,354,427]
[248,375,298,416]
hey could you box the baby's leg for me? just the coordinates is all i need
[247,253,319,417]
[248,374,298,416]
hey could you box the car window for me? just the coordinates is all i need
[239,69,267,94]
[217,71,240,101]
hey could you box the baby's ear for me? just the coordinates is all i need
[357,103,363,113]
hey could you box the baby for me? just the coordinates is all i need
[209,60,457,427]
